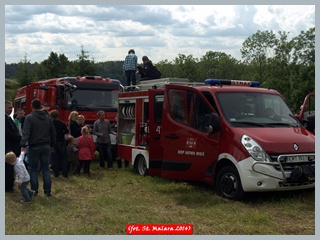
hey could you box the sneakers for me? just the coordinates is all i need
[20,200,31,204]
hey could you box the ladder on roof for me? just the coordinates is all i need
[124,78,204,91]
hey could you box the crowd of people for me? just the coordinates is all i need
[5,99,116,203]
[5,48,160,203]
[123,49,161,86]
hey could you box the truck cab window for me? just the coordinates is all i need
[168,89,213,132]
[154,94,164,124]
[202,91,219,115]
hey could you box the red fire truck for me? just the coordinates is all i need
[295,92,315,134]
[14,76,122,145]
[117,78,315,200]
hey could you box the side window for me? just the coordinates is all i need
[202,91,219,115]
[154,94,164,124]
[168,89,212,132]
[194,94,213,132]
[168,89,186,123]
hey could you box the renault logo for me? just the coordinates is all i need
[293,143,299,151]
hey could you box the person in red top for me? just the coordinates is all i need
[77,126,96,176]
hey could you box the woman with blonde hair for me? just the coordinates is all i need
[68,111,81,139]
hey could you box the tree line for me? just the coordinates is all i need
[5,28,315,112]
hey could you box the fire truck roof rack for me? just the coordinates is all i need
[130,78,204,91]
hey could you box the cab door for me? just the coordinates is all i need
[159,85,220,181]
[147,89,165,176]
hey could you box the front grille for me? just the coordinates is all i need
[269,153,315,172]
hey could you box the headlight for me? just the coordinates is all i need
[241,135,270,162]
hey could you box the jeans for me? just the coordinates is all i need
[52,141,68,177]
[5,162,15,192]
[98,142,113,168]
[125,70,136,86]
[19,181,33,202]
[29,144,51,195]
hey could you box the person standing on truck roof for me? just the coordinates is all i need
[136,56,161,81]
[123,49,138,86]
[20,99,56,197]
[93,110,116,169]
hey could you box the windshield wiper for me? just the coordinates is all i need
[231,121,267,127]
[264,122,299,127]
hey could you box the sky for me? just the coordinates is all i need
[4,5,315,65]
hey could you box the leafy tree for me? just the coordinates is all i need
[156,59,176,78]
[172,54,199,81]
[241,30,278,83]
[199,51,242,81]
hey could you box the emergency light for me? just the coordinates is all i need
[205,79,260,87]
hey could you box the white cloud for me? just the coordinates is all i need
[5,5,315,64]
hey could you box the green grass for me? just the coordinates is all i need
[5,160,315,235]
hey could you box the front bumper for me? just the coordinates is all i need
[237,154,315,192]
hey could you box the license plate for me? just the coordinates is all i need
[287,156,309,163]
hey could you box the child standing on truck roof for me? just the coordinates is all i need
[123,49,138,86]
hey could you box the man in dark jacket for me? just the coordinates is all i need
[137,56,161,81]
[49,110,69,178]
[20,99,56,196]
[5,100,21,192]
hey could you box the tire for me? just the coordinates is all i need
[215,166,244,201]
[134,155,147,176]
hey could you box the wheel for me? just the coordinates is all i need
[215,166,244,200]
[134,155,147,176]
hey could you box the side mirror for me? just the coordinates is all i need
[208,112,221,135]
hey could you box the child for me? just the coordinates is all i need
[66,135,79,175]
[5,150,35,203]
[77,126,96,176]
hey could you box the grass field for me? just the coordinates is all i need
[5,160,315,235]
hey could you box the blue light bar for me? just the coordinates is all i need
[204,79,260,87]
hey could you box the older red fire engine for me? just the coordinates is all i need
[117,78,315,200]
[14,76,122,145]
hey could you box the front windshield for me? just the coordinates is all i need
[217,92,299,127]
[66,89,118,110]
